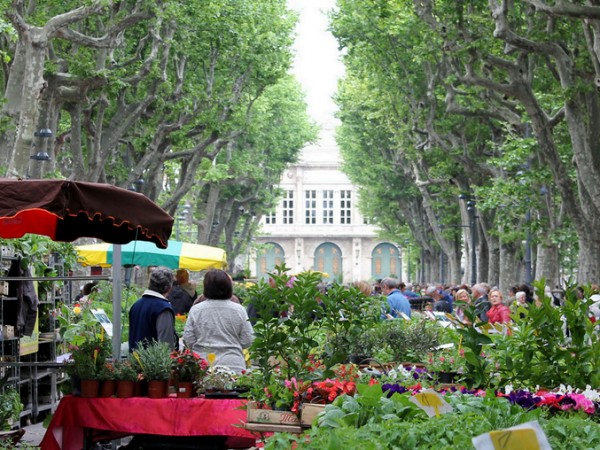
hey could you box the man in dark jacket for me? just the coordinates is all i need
[128,266,177,351]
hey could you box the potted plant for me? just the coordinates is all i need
[97,362,117,397]
[0,376,23,434]
[132,340,172,398]
[426,347,464,384]
[64,336,111,397]
[170,348,209,398]
[113,360,139,398]
[197,366,236,395]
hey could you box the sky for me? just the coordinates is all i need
[287,0,345,127]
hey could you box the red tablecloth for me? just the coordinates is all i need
[40,396,259,450]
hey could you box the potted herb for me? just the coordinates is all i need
[132,340,172,398]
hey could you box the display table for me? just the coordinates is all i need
[40,396,259,450]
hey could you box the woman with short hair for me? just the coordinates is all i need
[183,269,253,373]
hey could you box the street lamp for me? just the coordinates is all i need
[404,239,411,282]
[30,128,53,161]
[459,194,477,285]
[175,202,191,241]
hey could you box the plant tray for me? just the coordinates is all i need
[246,401,301,425]
[300,403,326,427]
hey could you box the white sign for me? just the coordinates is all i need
[409,390,453,417]
[472,420,552,450]
[91,308,113,337]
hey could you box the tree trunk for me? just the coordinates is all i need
[499,241,520,293]
[6,27,49,178]
[577,229,600,283]
[535,242,560,288]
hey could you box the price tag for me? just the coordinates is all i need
[472,421,551,450]
[409,390,453,417]
[490,429,539,450]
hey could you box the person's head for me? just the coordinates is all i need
[425,285,441,300]
[203,269,233,300]
[353,281,372,297]
[148,266,174,296]
[455,289,471,303]
[490,289,504,306]
[380,277,398,294]
[175,268,190,285]
[515,291,527,304]
[471,283,488,299]
[82,282,97,296]
[518,284,532,299]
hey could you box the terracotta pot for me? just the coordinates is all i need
[176,381,195,398]
[99,380,117,398]
[116,380,135,398]
[80,379,99,398]
[147,380,168,398]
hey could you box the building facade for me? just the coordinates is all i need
[252,127,402,283]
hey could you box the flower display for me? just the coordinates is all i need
[426,347,465,374]
[373,381,600,417]
[170,348,209,382]
[197,366,236,393]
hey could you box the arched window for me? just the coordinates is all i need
[313,242,343,282]
[256,242,285,280]
[371,243,401,279]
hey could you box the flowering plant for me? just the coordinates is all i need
[302,379,357,405]
[170,348,209,382]
[426,347,465,373]
[97,362,116,381]
[197,366,236,392]
[64,334,111,380]
[113,360,138,381]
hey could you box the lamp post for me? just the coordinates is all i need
[459,194,477,285]
[29,128,53,178]
[175,203,191,241]
[404,239,411,282]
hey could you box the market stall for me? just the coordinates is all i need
[40,396,258,450]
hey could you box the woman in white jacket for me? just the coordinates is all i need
[183,269,254,373]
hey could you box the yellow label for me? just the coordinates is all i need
[414,392,443,416]
[207,352,216,367]
[490,428,540,450]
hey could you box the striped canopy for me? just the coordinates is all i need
[76,240,227,271]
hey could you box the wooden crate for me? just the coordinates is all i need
[246,401,301,426]
[300,403,326,427]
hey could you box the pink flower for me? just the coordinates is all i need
[570,393,595,414]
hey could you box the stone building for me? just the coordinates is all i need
[252,127,402,283]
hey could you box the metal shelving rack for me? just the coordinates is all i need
[0,251,67,425]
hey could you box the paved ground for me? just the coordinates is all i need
[20,421,45,447]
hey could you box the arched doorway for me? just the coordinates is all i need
[314,242,343,283]
[256,242,285,280]
[371,243,401,280]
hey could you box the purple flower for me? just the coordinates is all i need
[382,383,409,397]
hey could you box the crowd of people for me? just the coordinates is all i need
[372,277,600,327]
[126,266,600,374]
